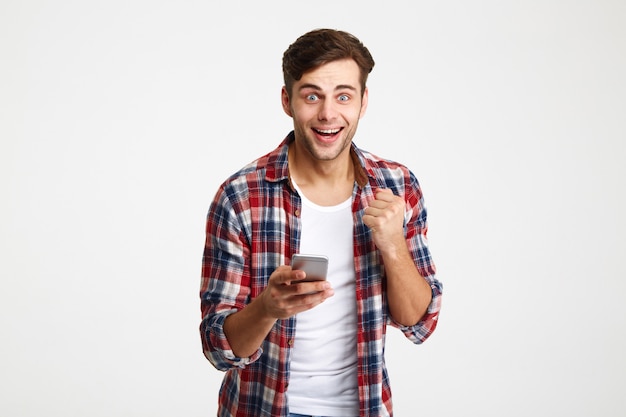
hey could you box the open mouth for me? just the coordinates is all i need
[313,127,343,137]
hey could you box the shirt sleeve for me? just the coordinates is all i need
[390,174,443,343]
[199,185,263,370]
[392,272,443,344]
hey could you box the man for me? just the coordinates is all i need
[200,28,442,417]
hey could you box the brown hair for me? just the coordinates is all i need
[282,28,375,98]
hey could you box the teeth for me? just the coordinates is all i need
[316,128,340,134]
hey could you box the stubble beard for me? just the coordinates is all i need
[294,123,359,162]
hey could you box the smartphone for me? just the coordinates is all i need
[291,254,329,282]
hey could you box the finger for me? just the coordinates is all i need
[289,270,307,283]
[292,284,334,304]
[374,188,395,202]
[365,199,392,215]
[365,201,386,212]
[294,280,332,295]
[271,265,304,285]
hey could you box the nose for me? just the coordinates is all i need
[317,99,338,121]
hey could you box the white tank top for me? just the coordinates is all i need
[288,182,359,417]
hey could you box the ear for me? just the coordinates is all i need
[281,86,293,117]
[359,87,369,119]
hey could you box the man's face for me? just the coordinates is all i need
[282,59,368,163]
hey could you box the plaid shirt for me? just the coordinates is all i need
[200,131,442,417]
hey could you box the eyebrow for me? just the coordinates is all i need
[298,83,358,93]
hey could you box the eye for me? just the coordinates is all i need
[306,94,319,101]
[338,94,350,102]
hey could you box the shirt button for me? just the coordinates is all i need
[288,339,294,346]
[294,209,300,217]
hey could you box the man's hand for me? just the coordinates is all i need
[224,265,334,358]
[259,265,334,320]
[362,188,406,255]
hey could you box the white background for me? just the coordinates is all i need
[1,1,625,416]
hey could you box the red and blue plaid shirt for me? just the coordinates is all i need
[200,131,442,416]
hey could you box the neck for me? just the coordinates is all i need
[288,143,355,206]
[288,142,354,185]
